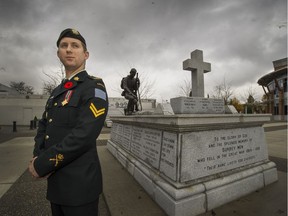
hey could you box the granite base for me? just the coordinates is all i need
[107,140,278,216]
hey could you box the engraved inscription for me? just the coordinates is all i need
[182,97,224,114]
[120,125,132,150]
[110,123,131,150]
[110,123,119,142]
[142,128,162,169]
[181,127,268,182]
[131,127,143,158]
[130,126,162,169]
[160,132,178,181]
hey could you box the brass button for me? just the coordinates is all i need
[48,119,53,123]
[54,102,57,106]
[45,135,49,140]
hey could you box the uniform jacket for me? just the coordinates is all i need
[33,71,108,206]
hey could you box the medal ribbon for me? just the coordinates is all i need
[62,90,73,106]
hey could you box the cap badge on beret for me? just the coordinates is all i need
[71,29,80,35]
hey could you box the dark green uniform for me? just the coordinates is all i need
[33,71,108,206]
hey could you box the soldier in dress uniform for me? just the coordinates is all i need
[28,28,108,216]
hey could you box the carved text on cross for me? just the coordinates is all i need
[183,49,211,97]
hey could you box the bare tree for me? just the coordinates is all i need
[137,73,156,99]
[210,78,233,105]
[240,85,261,103]
[239,85,264,114]
[178,77,191,97]
[42,63,64,95]
[9,81,34,95]
[43,82,57,95]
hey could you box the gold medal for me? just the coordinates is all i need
[61,99,68,106]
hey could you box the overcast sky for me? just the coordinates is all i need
[0,0,287,102]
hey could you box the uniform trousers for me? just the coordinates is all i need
[50,198,99,216]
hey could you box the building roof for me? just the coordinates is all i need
[0,83,20,95]
[257,58,287,86]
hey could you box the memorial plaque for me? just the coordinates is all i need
[118,135,130,151]
[116,123,123,134]
[110,123,131,150]
[130,126,162,169]
[180,127,268,182]
[142,128,162,169]
[123,125,132,139]
[110,123,119,143]
[160,132,178,181]
[131,126,144,158]
[170,97,224,114]
[120,125,132,150]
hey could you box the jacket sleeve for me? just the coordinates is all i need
[33,111,47,157]
[33,81,108,177]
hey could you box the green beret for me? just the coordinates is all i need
[56,28,86,47]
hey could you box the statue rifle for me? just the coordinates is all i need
[136,73,142,111]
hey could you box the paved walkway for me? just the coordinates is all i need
[0,121,286,216]
[0,130,111,216]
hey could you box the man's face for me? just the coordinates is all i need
[130,71,136,78]
[57,37,89,71]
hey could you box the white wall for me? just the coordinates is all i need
[0,95,157,126]
[0,95,49,125]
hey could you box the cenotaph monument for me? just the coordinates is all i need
[171,49,224,114]
[107,50,278,216]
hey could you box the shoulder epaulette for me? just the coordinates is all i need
[88,75,102,80]
[88,75,106,89]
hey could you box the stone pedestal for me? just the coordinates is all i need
[170,97,224,114]
[107,114,277,216]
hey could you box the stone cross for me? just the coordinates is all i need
[183,49,211,97]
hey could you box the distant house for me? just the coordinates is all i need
[0,83,19,95]
[257,57,287,120]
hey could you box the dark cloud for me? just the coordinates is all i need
[0,0,286,100]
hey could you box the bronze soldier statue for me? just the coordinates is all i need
[121,68,140,115]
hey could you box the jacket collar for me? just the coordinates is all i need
[52,71,88,98]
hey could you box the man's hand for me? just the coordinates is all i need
[29,157,40,178]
